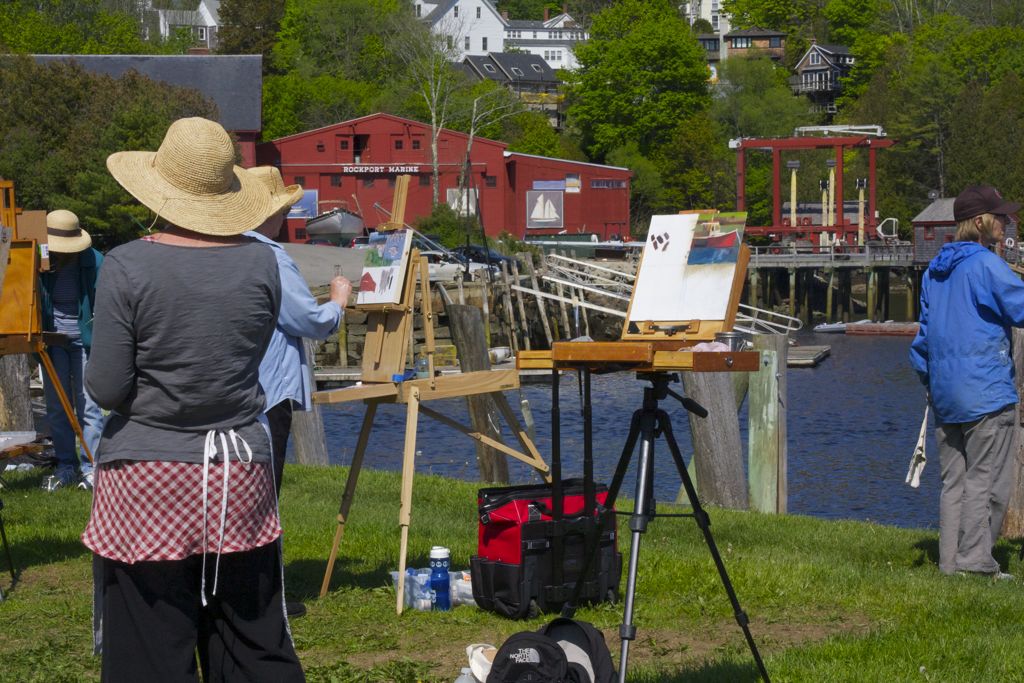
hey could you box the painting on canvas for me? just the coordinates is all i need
[356,230,412,305]
[627,211,747,325]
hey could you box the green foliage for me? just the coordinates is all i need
[500,111,566,157]
[712,57,814,139]
[216,0,286,71]
[691,18,714,34]
[0,0,188,54]
[413,203,480,248]
[564,0,711,162]
[0,57,218,249]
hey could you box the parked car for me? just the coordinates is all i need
[348,235,370,248]
[306,238,338,247]
[420,250,489,281]
[451,244,516,271]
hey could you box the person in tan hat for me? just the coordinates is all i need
[245,166,351,618]
[38,209,104,492]
[81,117,303,681]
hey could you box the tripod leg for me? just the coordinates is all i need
[659,410,771,683]
[561,408,643,618]
[616,410,658,683]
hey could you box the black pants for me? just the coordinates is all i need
[266,401,294,497]
[100,543,304,683]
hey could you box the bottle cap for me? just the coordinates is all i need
[430,545,450,559]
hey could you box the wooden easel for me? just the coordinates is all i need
[0,239,94,465]
[315,178,548,613]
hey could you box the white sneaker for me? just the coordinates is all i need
[77,471,94,491]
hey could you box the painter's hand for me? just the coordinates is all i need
[330,276,352,308]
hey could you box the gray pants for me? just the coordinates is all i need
[937,405,1016,574]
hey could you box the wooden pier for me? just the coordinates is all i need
[787,345,830,368]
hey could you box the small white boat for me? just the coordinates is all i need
[813,319,875,334]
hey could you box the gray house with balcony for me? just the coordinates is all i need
[791,41,853,116]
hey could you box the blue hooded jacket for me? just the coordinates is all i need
[910,241,1024,423]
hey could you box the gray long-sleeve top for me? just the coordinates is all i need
[85,238,281,465]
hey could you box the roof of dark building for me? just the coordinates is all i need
[31,54,262,132]
[725,27,786,38]
[464,52,558,84]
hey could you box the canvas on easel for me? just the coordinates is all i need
[356,229,413,306]
[622,211,748,344]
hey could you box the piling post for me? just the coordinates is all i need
[679,371,748,509]
[801,270,811,325]
[555,282,571,340]
[511,257,531,350]
[499,262,518,354]
[826,268,835,322]
[748,333,788,513]
[866,268,877,321]
[291,338,329,466]
[1005,328,1024,537]
[880,268,890,321]
[523,256,554,348]
[788,268,797,319]
[749,269,760,309]
[448,304,509,482]
[905,271,916,321]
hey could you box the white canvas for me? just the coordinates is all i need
[628,213,742,324]
[356,230,413,305]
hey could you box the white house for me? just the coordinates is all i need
[419,1,587,70]
[504,9,587,71]
[146,0,221,50]
[683,0,731,63]
[418,0,507,60]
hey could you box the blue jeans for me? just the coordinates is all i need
[42,339,103,478]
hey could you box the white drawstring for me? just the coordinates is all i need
[200,429,254,606]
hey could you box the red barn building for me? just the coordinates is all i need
[255,113,630,242]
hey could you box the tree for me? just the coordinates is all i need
[0,57,218,248]
[564,0,711,162]
[216,0,286,72]
[712,57,813,139]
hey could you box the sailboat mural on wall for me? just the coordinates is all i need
[526,190,563,229]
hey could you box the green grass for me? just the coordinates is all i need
[1,464,1022,682]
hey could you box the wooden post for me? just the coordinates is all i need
[555,282,571,340]
[578,287,591,338]
[679,372,748,509]
[788,268,796,319]
[500,262,517,354]
[880,267,890,321]
[447,304,509,482]
[748,333,788,513]
[801,270,811,325]
[1004,328,1024,537]
[291,338,329,466]
[866,268,877,321]
[511,258,531,351]
[749,269,760,310]
[906,271,916,322]
[826,268,834,323]
[480,275,492,346]
[523,256,553,348]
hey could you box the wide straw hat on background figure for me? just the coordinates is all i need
[106,117,274,235]
[248,166,304,216]
[45,210,92,253]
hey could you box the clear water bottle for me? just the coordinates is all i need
[429,546,451,611]
[416,354,430,378]
[454,667,475,683]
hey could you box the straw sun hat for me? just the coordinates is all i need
[45,209,92,253]
[106,117,274,236]
[248,166,304,217]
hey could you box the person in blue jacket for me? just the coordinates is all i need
[246,166,352,616]
[910,185,1023,578]
[38,210,104,491]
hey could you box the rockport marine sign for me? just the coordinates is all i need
[341,165,422,174]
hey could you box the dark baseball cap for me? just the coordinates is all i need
[953,185,1021,221]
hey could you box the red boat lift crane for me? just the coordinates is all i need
[734,126,896,247]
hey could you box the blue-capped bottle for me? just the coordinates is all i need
[429,546,451,611]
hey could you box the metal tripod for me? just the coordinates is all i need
[566,370,769,683]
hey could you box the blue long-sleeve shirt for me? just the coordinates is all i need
[248,232,343,412]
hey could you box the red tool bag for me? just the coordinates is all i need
[470,478,621,619]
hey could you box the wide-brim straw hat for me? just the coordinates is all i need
[106,117,274,236]
[46,209,92,253]
[248,166,304,218]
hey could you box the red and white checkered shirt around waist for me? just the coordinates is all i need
[82,458,281,564]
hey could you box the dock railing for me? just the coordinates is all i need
[747,243,914,268]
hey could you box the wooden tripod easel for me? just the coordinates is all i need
[0,239,94,466]
[314,181,548,613]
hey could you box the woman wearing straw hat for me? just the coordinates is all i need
[82,117,304,681]
[38,210,104,492]
[246,166,351,619]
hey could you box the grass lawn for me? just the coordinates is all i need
[1,463,1022,682]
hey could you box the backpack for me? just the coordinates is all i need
[487,618,616,683]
